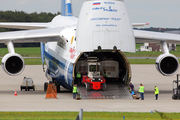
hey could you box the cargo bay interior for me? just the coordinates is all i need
[73,50,131,86]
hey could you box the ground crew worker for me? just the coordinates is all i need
[103,69,107,81]
[129,83,134,92]
[73,84,77,99]
[129,83,135,95]
[76,71,81,85]
[139,83,144,100]
[154,85,159,100]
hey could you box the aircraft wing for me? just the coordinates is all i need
[0,22,50,30]
[0,27,65,43]
[134,30,180,44]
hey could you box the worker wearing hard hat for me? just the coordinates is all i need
[103,69,107,81]
[76,71,81,85]
[154,85,159,100]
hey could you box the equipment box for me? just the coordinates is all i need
[20,78,35,91]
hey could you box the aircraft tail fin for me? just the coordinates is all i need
[61,0,72,16]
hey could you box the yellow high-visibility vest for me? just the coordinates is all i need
[73,86,77,93]
[76,72,81,78]
[139,86,144,93]
[155,87,159,94]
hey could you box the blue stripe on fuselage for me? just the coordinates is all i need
[66,3,72,16]
[45,51,73,90]
[45,51,65,70]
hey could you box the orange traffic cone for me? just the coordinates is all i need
[14,89,17,96]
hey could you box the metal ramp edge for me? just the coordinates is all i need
[77,84,133,99]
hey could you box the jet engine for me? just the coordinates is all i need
[156,54,179,76]
[1,53,25,76]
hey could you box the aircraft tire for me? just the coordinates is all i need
[44,82,48,91]
[172,95,178,100]
[57,84,60,93]
[103,83,106,91]
[87,82,90,91]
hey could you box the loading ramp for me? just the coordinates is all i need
[77,84,132,99]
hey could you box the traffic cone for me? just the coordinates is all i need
[14,89,17,96]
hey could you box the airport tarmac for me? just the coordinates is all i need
[0,65,180,112]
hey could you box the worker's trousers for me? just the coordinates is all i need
[73,93,76,99]
[140,92,144,100]
[155,94,158,100]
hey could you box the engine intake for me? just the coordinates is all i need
[156,54,179,76]
[1,53,25,76]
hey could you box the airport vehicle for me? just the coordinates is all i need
[20,78,35,91]
[76,60,119,81]
[0,0,180,92]
[172,75,180,100]
[81,57,106,91]
[172,80,180,100]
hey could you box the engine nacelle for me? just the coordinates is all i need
[156,54,179,76]
[1,53,25,76]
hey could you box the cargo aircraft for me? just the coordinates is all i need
[0,0,180,92]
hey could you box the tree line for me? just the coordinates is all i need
[0,10,180,48]
[0,10,60,48]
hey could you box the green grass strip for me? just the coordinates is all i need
[0,58,178,65]
[0,58,180,65]
[0,58,41,65]
[0,112,179,120]
[0,47,41,57]
[128,59,156,64]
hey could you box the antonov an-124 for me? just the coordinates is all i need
[0,0,180,92]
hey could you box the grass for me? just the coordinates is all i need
[124,44,180,57]
[0,46,179,64]
[124,51,180,57]
[0,46,180,58]
[0,47,41,57]
[0,58,42,65]
[0,112,179,120]
[24,58,42,65]
[0,112,180,120]
[128,59,156,64]
[0,45,180,58]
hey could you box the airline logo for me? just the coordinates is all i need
[92,6,117,12]
[93,2,101,5]
[69,47,76,59]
